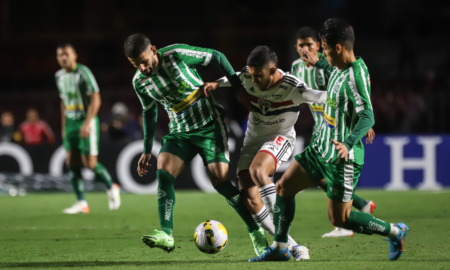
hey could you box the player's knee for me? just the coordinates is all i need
[86,161,97,170]
[249,165,266,185]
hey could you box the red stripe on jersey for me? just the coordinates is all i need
[247,93,294,108]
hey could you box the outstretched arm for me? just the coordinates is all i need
[138,101,158,177]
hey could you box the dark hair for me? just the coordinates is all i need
[247,46,278,68]
[57,43,76,52]
[124,34,152,58]
[296,27,319,42]
[319,18,355,50]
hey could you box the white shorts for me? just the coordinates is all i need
[237,135,295,176]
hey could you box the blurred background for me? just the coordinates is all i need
[0,0,449,194]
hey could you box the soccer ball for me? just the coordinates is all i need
[194,220,228,254]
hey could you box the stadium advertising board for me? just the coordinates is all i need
[0,135,449,194]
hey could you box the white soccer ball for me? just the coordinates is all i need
[194,220,228,254]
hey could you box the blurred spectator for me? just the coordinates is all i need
[101,102,141,142]
[19,108,55,145]
[0,112,19,142]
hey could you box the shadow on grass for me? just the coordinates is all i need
[0,260,236,268]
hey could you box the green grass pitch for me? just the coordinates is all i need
[1,189,449,270]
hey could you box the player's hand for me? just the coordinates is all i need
[331,139,349,162]
[364,128,376,144]
[201,82,220,98]
[137,153,152,177]
[301,47,320,67]
[80,123,90,138]
[235,88,255,112]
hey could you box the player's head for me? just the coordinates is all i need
[26,108,39,122]
[124,34,158,76]
[295,27,320,58]
[319,18,355,67]
[247,46,278,90]
[56,43,77,70]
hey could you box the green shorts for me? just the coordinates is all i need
[295,145,362,202]
[64,116,100,156]
[160,118,230,166]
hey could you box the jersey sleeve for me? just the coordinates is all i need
[133,75,157,112]
[216,67,246,87]
[316,58,333,81]
[78,65,100,95]
[292,80,327,105]
[347,63,372,113]
[161,44,214,67]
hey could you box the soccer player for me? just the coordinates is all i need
[249,18,409,262]
[213,46,329,261]
[292,26,376,238]
[123,34,267,255]
[56,43,121,214]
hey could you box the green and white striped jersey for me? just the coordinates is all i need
[133,44,225,134]
[55,63,99,120]
[311,57,372,165]
[291,53,328,139]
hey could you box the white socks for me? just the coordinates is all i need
[273,241,289,250]
[387,223,400,239]
[252,206,275,235]
[259,183,276,220]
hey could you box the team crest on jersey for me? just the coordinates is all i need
[257,99,271,114]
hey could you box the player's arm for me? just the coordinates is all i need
[302,49,333,79]
[133,80,158,177]
[60,99,65,139]
[80,92,101,138]
[173,45,253,111]
[79,66,101,139]
[332,70,375,161]
[294,81,328,105]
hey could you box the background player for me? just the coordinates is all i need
[213,46,329,260]
[123,34,267,255]
[292,27,376,238]
[56,44,120,214]
[250,18,409,262]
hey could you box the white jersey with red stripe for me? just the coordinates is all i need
[219,66,327,141]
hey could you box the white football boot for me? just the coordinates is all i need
[63,200,90,214]
[360,200,376,214]
[107,183,121,210]
[322,227,354,238]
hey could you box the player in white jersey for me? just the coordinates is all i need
[213,46,327,261]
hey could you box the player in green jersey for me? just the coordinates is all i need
[250,19,409,263]
[56,44,121,214]
[123,34,267,255]
[292,27,376,238]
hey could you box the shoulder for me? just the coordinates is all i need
[291,58,303,67]
[77,64,95,77]
[55,69,65,78]
[132,70,143,86]
[283,73,302,87]
[159,44,192,56]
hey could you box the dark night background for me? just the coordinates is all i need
[1,0,449,146]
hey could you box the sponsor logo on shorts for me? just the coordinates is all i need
[157,190,166,199]
[275,136,285,146]
[211,147,221,153]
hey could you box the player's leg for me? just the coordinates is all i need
[63,149,89,214]
[249,152,277,218]
[141,138,191,253]
[207,161,267,256]
[318,178,375,212]
[327,163,409,261]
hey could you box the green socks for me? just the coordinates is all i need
[344,211,391,236]
[320,181,368,211]
[93,163,113,189]
[214,181,260,233]
[273,195,296,243]
[352,194,368,210]
[157,169,176,236]
[69,167,85,201]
